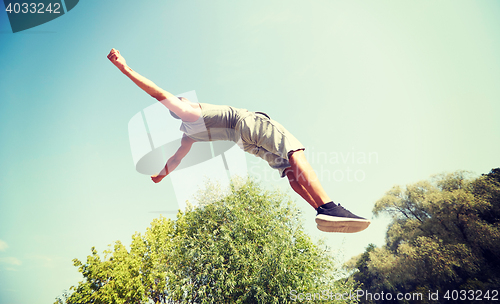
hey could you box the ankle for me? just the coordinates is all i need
[318,201,336,209]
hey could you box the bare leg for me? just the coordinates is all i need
[288,150,331,207]
[288,150,370,233]
[286,170,319,209]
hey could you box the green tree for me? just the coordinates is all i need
[59,216,175,304]
[57,179,357,303]
[347,168,500,303]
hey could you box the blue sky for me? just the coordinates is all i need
[1,1,500,303]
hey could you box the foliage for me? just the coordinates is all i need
[56,178,357,303]
[346,168,500,303]
[56,217,175,304]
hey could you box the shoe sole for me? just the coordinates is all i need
[317,223,370,233]
[315,215,370,233]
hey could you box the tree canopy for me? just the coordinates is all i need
[347,168,500,303]
[56,179,357,303]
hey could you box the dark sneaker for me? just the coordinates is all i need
[316,203,370,233]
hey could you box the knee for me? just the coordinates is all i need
[288,149,306,165]
[286,170,300,188]
[286,170,297,183]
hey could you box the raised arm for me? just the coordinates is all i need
[151,134,195,183]
[107,48,199,121]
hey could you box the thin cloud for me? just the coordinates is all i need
[0,257,22,266]
[0,239,8,251]
[25,254,56,268]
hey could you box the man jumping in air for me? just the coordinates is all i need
[107,48,370,233]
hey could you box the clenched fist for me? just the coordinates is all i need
[107,48,127,70]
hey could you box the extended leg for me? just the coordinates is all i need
[288,150,370,233]
[288,150,331,208]
[286,169,319,209]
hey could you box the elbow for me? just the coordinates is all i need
[170,156,182,167]
[152,92,166,101]
[167,158,181,173]
[153,90,174,101]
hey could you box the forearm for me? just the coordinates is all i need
[120,65,174,101]
[163,156,181,175]
[153,136,193,183]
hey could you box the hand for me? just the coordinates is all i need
[151,169,167,183]
[107,48,127,70]
[151,174,166,183]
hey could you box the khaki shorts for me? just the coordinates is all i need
[236,112,305,178]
